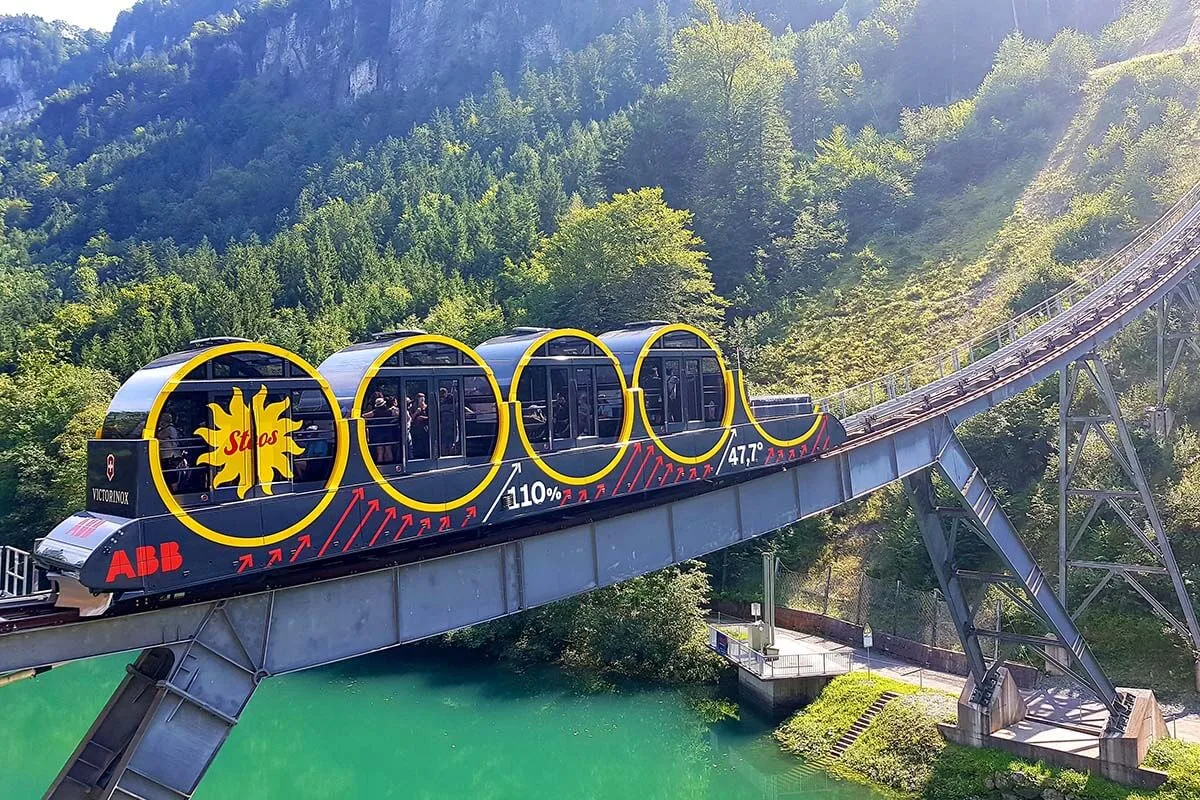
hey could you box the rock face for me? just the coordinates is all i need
[243,0,693,104]
[0,16,105,125]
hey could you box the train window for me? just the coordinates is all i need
[662,331,700,349]
[102,410,146,439]
[596,364,623,438]
[702,358,724,423]
[665,359,683,425]
[362,379,403,466]
[464,376,498,458]
[517,369,549,444]
[158,393,211,495]
[684,358,702,422]
[211,352,285,378]
[640,359,665,430]
[550,368,571,442]
[546,337,594,357]
[292,389,336,484]
[402,344,460,366]
[437,379,463,457]
[575,368,596,438]
[405,379,432,460]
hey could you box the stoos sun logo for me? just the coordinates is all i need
[195,386,305,498]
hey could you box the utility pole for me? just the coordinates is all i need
[762,551,776,648]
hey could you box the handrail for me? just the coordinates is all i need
[816,182,1200,422]
[0,546,46,598]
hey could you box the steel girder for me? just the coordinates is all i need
[1,412,1140,796]
[1154,278,1200,436]
[905,434,1133,732]
[1058,354,1200,683]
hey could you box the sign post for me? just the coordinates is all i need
[863,625,873,676]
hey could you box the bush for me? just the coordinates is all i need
[925,745,1130,800]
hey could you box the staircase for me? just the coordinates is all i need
[829,691,899,758]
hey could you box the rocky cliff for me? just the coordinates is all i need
[0,17,104,124]
[234,0,693,104]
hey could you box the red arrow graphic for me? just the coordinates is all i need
[368,507,398,547]
[391,513,414,542]
[266,548,283,567]
[626,445,655,493]
[236,554,254,574]
[613,442,641,495]
[343,498,380,553]
[595,483,606,498]
[417,517,432,536]
[318,486,365,558]
[559,488,573,507]
[644,456,663,489]
[659,463,675,487]
[460,506,478,529]
[438,515,452,532]
[289,534,312,563]
[578,488,588,503]
[702,463,713,479]
[689,467,698,480]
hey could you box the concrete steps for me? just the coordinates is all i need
[829,691,899,758]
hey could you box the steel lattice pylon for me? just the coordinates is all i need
[904,448,1134,734]
[1058,352,1200,689]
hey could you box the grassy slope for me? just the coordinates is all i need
[758,28,1200,680]
[775,674,1200,800]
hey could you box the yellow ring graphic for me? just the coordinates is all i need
[632,324,734,465]
[737,373,825,448]
[145,342,350,548]
[353,334,510,512]
[508,328,634,486]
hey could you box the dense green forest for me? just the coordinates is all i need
[3,0,1200,690]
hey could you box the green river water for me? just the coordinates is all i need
[0,646,880,799]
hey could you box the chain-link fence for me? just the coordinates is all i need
[777,565,1000,655]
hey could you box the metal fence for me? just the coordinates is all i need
[815,181,1200,421]
[776,566,1000,656]
[705,623,853,678]
[1,546,48,598]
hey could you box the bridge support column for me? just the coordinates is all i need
[1058,354,1200,691]
[46,596,269,799]
[906,429,1136,735]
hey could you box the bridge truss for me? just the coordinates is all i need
[4,184,1200,796]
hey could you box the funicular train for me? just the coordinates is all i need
[34,322,847,615]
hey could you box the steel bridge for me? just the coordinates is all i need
[5,185,1200,798]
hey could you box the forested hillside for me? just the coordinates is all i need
[2,0,1200,690]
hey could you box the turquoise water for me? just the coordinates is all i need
[0,647,878,799]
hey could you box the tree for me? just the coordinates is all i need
[665,0,797,284]
[525,188,725,331]
[0,358,118,549]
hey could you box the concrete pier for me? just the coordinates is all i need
[940,672,1170,789]
[706,623,852,713]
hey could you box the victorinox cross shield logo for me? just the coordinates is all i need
[106,453,116,482]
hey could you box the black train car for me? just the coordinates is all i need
[33,324,847,613]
